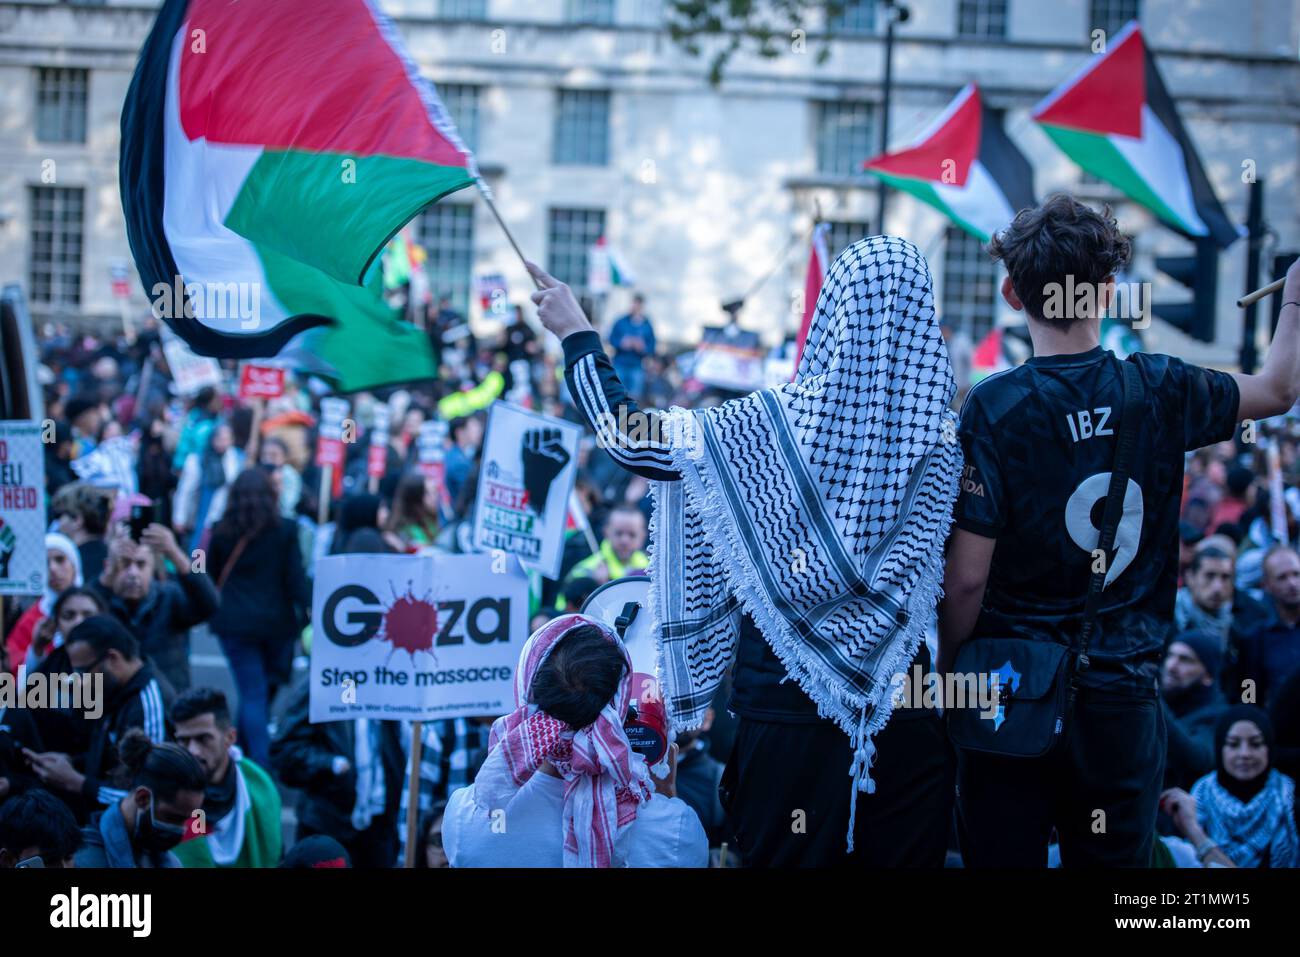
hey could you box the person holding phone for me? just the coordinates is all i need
[92,522,219,693]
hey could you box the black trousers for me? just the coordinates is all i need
[720,709,954,867]
[955,687,1166,868]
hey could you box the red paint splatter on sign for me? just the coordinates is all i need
[380,587,438,660]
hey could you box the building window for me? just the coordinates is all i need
[567,0,614,24]
[957,0,1008,39]
[1089,0,1140,37]
[418,203,475,315]
[439,0,488,19]
[815,101,875,179]
[439,83,480,154]
[554,90,610,166]
[827,221,872,259]
[941,227,997,338]
[547,208,605,311]
[30,186,84,307]
[35,67,88,144]
[827,0,879,34]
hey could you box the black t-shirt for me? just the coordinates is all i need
[954,347,1240,695]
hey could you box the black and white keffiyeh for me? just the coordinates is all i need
[647,236,962,847]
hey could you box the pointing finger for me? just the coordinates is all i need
[525,260,557,290]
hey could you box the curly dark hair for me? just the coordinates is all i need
[987,193,1132,330]
[213,467,279,542]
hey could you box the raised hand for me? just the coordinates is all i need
[527,261,593,341]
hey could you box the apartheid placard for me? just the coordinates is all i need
[0,421,47,596]
[473,401,582,580]
[309,551,528,723]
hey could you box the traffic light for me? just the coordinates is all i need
[1152,237,1219,343]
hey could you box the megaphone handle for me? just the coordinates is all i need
[615,600,640,639]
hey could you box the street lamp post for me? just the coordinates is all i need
[875,1,909,233]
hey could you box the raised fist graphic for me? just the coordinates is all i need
[521,428,570,516]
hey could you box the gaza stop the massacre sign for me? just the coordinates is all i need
[309,551,528,723]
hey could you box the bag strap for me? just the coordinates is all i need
[1075,356,1145,670]
[216,534,252,591]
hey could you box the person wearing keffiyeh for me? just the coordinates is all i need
[442,614,707,867]
[526,238,961,867]
[1187,706,1298,867]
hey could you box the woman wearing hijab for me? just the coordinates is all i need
[1179,706,1298,867]
[4,533,83,676]
[526,237,962,867]
[444,614,707,867]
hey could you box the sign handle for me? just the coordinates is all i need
[405,719,423,868]
[317,465,332,526]
[246,398,265,466]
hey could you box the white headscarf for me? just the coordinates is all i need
[41,531,84,616]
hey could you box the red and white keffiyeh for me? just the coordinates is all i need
[475,613,652,867]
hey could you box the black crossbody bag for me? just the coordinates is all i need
[947,356,1145,758]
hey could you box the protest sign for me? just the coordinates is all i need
[476,273,508,319]
[309,551,528,723]
[473,401,581,580]
[0,421,47,596]
[238,363,285,400]
[160,328,223,396]
[315,396,350,469]
[367,405,390,481]
[694,340,766,392]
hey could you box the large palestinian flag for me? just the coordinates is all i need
[862,84,1034,242]
[1033,21,1239,248]
[120,0,477,375]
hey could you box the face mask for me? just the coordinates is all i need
[134,795,187,854]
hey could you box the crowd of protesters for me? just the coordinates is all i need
[3,203,1300,869]
[0,293,732,869]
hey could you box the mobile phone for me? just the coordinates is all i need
[128,503,156,541]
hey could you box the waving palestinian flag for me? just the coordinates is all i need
[863,84,1034,242]
[120,0,477,369]
[1033,22,1239,248]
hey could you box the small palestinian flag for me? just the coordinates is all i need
[863,84,1035,242]
[970,326,1010,382]
[793,222,831,371]
[121,0,477,362]
[1033,22,1240,248]
[587,236,637,294]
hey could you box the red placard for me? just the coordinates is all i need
[239,364,285,400]
[316,436,345,470]
[367,444,387,480]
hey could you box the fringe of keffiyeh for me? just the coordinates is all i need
[652,404,961,854]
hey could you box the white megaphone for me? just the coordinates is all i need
[579,575,656,676]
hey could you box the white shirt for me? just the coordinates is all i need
[444,774,709,868]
